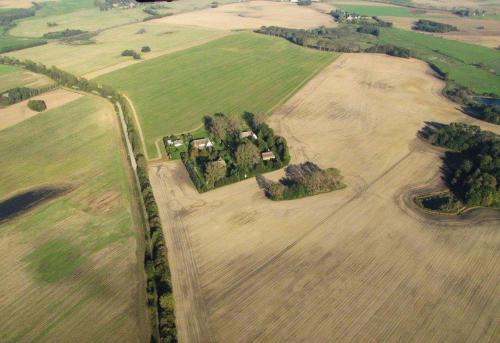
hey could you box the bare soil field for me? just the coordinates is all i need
[150,54,500,342]
[386,15,500,48]
[0,88,82,131]
[153,1,335,31]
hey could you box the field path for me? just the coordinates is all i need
[149,161,215,343]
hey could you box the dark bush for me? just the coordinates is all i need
[27,99,47,112]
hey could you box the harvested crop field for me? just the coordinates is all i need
[0,94,147,342]
[152,0,335,30]
[0,88,82,131]
[386,16,500,48]
[150,54,500,342]
[8,23,225,77]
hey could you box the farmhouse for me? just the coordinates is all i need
[191,138,213,150]
[167,139,183,147]
[240,131,257,140]
[261,151,276,161]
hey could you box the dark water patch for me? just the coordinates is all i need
[474,97,500,106]
[0,186,70,223]
[414,191,462,214]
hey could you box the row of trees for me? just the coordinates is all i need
[255,25,412,57]
[43,29,88,39]
[0,85,56,106]
[365,44,413,58]
[423,122,499,208]
[181,112,290,192]
[121,49,141,59]
[260,162,345,201]
[413,19,458,33]
[425,122,497,151]
[0,7,36,27]
[0,56,177,343]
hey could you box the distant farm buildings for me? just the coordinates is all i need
[191,138,213,150]
[166,139,183,147]
[240,130,257,140]
[261,151,276,161]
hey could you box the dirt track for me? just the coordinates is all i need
[150,54,500,342]
[152,1,335,30]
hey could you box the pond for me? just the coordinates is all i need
[0,186,69,223]
[415,191,461,214]
[474,97,500,106]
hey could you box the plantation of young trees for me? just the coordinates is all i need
[260,162,345,201]
[413,20,458,33]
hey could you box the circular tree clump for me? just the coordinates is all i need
[141,46,151,53]
[28,99,47,112]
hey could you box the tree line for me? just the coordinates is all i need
[0,56,177,343]
[0,85,57,106]
[43,29,88,39]
[255,24,412,57]
[413,19,458,33]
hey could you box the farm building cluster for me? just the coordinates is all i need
[164,113,289,192]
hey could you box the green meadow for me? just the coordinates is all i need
[0,95,146,342]
[97,32,337,156]
[0,65,54,92]
[378,28,500,95]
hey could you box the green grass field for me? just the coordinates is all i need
[334,4,425,17]
[8,23,225,76]
[378,27,500,95]
[0,95,146,342]
[10,7,147,37]
[97,32,337,156]
[0,63,16,75]
[0,30,46,54]
[0,66,54,92]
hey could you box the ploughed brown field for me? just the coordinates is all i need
[150,54,500,342]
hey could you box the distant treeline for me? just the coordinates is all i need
[453,8,485,17]
[0,7,36,28]
[255,25,412,58]
[43,29,88,39]
[413,19,458,33]
[0,56,177,343]
[423,122,499,208]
